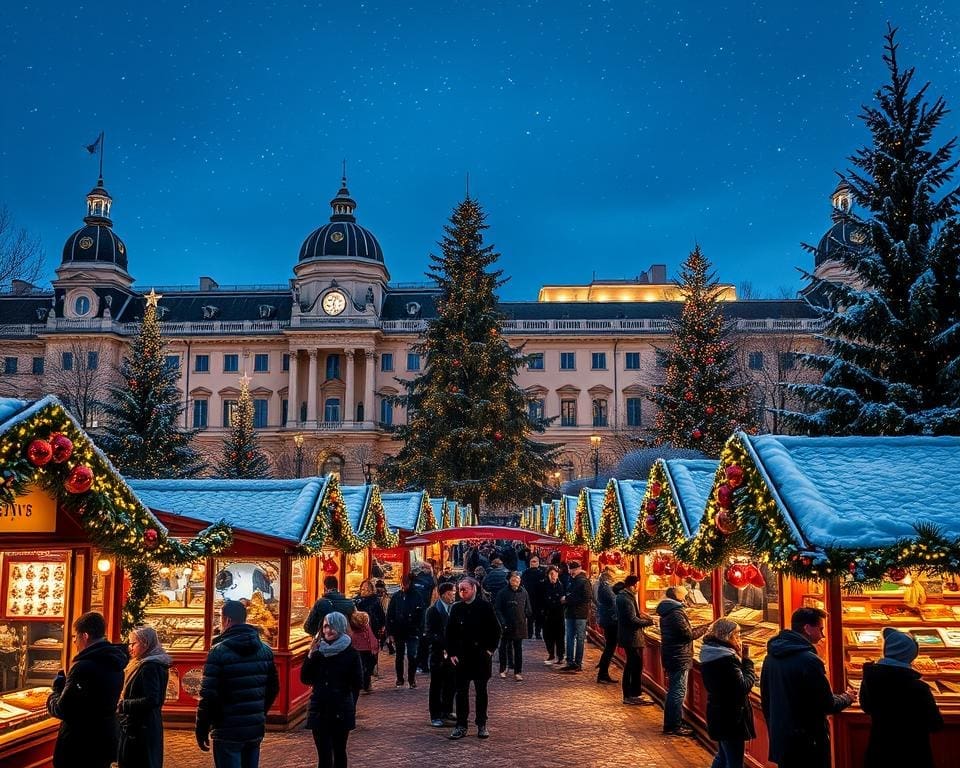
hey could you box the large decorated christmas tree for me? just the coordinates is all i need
[216,374,271,478]
[98,290,206,478]
[378,196,559,514]
[786,27,960,435]
[650,245,755,455]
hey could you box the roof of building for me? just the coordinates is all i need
[298,177,384,263]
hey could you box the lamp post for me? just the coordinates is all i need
[590,434,601,487]
[553,470,562,494]
[293,433,304,478]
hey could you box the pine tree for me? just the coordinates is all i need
[650,245,756,455]
[378,197,560,514]
[786,26,960,435]
[98,290,206,478]
[216,374,271,478]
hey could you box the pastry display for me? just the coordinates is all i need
[5,557,67,620]
[2,687,51,711]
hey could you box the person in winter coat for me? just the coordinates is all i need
[347,611,379,695]
[594,566,619,684]
[859,627,943,768]
[519,556,547,639]
[426,582,457,726]
[46,611,128,768]
[656,585,710,736]
[412,563,438,673]
[616,575,654,705]
[560,561,592,672]
[445,577,502,740]
[196,599,280,768]
[482,558,509,599]
[540,566,566,665]
[304,576,356,636]
[499,544,519,572]
[354,579,386,640]
[493,571,533,680]
[301,611,364,768]
[118,626,172,768]
[760,606,855,768]
[699,618,756,768]
[385,573,426,688]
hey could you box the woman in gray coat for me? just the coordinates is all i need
[493,572,532,680]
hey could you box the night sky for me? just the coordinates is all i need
[2,2,959,300]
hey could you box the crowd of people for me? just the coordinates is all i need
[43,547,945,768]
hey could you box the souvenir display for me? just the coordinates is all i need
[3,555,68,621]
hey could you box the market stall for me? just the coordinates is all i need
[379,491,438,588]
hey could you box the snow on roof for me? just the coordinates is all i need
[664,459,718,537]
[742,434,960,549]
[585,488,606,536]
[562,494,578,531]
[382,491,425,531]
[430,497,446,525]
[617,479,646,534]
[129,477,327,543]
[340,485,371,533]
[0,397,29,426]
[539,501,552,529]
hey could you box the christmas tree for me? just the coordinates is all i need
[650,245,756,455]
[378,196,560,514]
[98,290,206,478]
[786,26,960,435]
[216,374,271,478]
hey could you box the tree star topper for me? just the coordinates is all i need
[145,289,163,308]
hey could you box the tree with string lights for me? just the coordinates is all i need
[216,374,271,478]
[98,290,206,478]
[650,245,756,456]
[378,196,560,515]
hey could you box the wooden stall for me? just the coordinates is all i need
[379,491,438,589]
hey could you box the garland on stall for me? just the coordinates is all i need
[590,479,627,553]
[566,489,591,546]
[624,461,687,555]
[416,491,439,532]
[321,476,367,554]
[363,485,400,548]
[554,499,570,539]
[439,500,451,529]
[452,502,463,528]
[546,501,557,535]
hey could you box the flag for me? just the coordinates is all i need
[86,133,103,154]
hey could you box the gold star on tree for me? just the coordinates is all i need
[145,289,163,307]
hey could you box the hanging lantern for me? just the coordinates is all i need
[64,465,94,494]
[49,433,74,463]
[27,439,54,467]
[643,514,658,537]
[715,509,736,535]
[725,465,745,488]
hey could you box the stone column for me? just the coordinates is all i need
[364,350,376,427]
[344,350,356,424]
[287,350,300,427]
[306,349,318,425]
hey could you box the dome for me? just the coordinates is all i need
[62,224,128,270]
[298,175,384,263]
[814,219,866,268]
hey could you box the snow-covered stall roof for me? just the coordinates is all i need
[560,494,578,536]
[340,484,372,535]
[666,459,718,537]
[382,490,429,532]
[617,479,647,537]
[584,488,606,538]
[430,497,447,527]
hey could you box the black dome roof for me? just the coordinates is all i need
[814,219,866,268]
[62,224,128,270]
[298,175,384,263]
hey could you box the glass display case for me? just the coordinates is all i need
[344,550,367,597]
[642,551,715,650]
[289,557,318,647]
[212,558,281,648]
[721,557,780,686]
[143,561,207,652]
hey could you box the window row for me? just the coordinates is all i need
[2,353,99,375]
[190,397,398,429]
[747,351,797,371]
[186,352,293,375]
[526,351,649,371]
[526,396,645,427]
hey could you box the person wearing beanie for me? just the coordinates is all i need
[859,627,943,768]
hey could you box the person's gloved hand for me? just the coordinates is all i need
[195,726,210,752]
[52,671,66,694]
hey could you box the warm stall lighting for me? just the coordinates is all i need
[96,558,113,574]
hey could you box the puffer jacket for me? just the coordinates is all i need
[196,623,280,743]
[699,638,756,741]
[656,598,708,671]
[483,566,510,598]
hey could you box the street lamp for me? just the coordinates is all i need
[590,434,601,486]
[293,433,304,478]
[553,470,562,493]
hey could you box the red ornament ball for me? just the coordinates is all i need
[725,564,748,589]
[453,359,462,367]
[706,357,715,365]
[684,391,694,402]
[744,563,765,588]
[717,483,734,509]
[643,514,658,536]
[661,558,675,576]
[691,429,703,440]
[688,567,706,581]
[645,499,658,513]
[848,561,857,574]
[674,562,688,579]
[493,431,503,441]
[64,464,94,494]
[715,509,736,535]
[801,556,813,568]
[322,556,339,574]
[887,567,907,582]
[49,433,74,463]
[651,556,666,576]
[649,482,662,499]
[705,406,716,416]
[143,528,159,550]
[27,439,54,467]
[725,465,745,488]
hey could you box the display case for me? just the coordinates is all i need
[289,557,318,647]
[212,558,281,647]
[143,561,207,652]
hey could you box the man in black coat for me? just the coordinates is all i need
[519,556,547,639]
[425,582,457,726]
[386,573,427,688]
[412,562,438,673]
[559,561,592,671]
[303,575,356,636]
[594,566,619,683]
[196,599,280,768]
[760,606,855,768]
[445,577,501,740]
[616,576,654,705]
[656,585,709,736]
[46,611,128,768]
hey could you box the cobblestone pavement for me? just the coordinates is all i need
[163,640,712,768]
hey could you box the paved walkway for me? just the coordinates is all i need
[163,640,712,768]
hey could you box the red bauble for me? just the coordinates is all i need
[322,556,339,574]
[651,557,666,576]
[706,357,715,365]
[887,567,907,582]
[493,431,503,441]
[64,464,94,494]
[49,433,74,463]
[27,439,54,467]
[684,391,694,402]
[848,561,857,574]
[801,556,813,568]
[452,359,461,367]
[688,567,706,581]
[645,499,658,513]
[661,558,675,576]
[717,483,734,509]
[643,513,658,536]
[705,406,716,416]
[715,509,736,535]
[725,564,748,589]
[674,562,688,579]
[744,563,765,588]
[691,429,703,440]
[649,482,662,499]
[143,528,159,550]
[725,465,745,488]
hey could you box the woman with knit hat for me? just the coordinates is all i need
[859,627,943,768]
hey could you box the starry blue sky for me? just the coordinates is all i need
[2,1,959,299]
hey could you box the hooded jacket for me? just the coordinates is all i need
[196,623,280,744]
[483,565,510,599]
[699,638,756,741]
[47,638,129,768]
[656,598,708,671]
[759,629,852,765]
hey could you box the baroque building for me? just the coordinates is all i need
[0,172,855,483]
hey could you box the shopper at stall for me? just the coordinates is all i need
[354,579,386,642]
[699,618,756,768]
[46,610,129,768]
[385,573,427,688]
[859,627,943,768]
[347,610,380,695]
[616,575,654,705]
[196,599,280,768]
[304,576,356,636]
[483,558,509,599]
[426,582,457,726]
[446,577,502,740]
[301,611,364,768]
[657,585,710,736]
[493,571,532,680]
[595,565,619,684]
[520,555,547,639]
[540,565,566,665]
[118,626,172,768]
[559,560,592,672]
[760,606,855,768]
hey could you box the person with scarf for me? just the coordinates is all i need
[118,626,172,768]
[347,610,379,695]
[301,611,363,768]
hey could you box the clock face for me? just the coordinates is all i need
[322,290,347,316]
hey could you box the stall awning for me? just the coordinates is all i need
[403,525,562,546]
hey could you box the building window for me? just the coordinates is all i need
[62,352,73,371]
[527,398,544,421]
[656,353,667,368]
[195,354,210,373]
[591,352,607,370]
[748,352,764,370]
[222,399,238,427]
[779,352,796,371]
[560,399,577,427]
[254,353,269,372]
[3,357,17,375]
[32,357,44,375]
[253,399,268,428]
[380,353,394,372]
[193,399,208,429]
[527,353,544,370]
[592,398,608,427]
[324,398,341,423]
[560,352,576,370]
[74,295,91,316]
[223,354,239,373]
[380,398,393,427]
[626,397,642,427]
[86,351,99,370]
[625,352,641,370]
[325,354,341,380]
[281,399,289,425]
[282,353,290,372]
[407,352,421,371]
[165,355,179,371]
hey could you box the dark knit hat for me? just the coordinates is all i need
[882,627,918,664]
[624,575,640,588]
[567,560,580,569]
